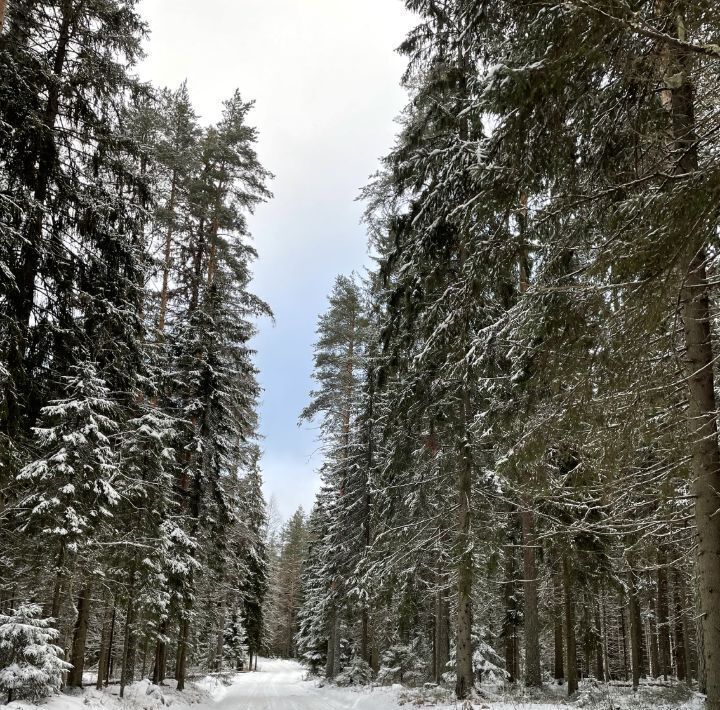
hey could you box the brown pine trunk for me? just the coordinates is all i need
[563,555,577,696]
[0,0,6,33]
[67,583,92,687]
[521,508,541,687]
[663,6,720,705]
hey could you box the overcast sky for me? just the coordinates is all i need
[138,0,413,520]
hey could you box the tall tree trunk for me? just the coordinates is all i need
[157,174,177,333]
[664,7,720,705]
[504,539,519,684]
[96,595,114,689]
[563,554,577,696]
[67,583,92,687]
[628,571,644,690]
[325,605,337,679]
[554,566,565,684]
[106,605,117,685]
[434,584,450,683]
[0,0,6,32]
[454,412,473,699]
[120,592,138,698]
[521,507,541,687]
[594,605,604,681]
[152,620,167,685]
[361,609,370,665]
[657,549,671,680]
[332,609,341,679]
[619,593,629,682]
[649,614,660,679]
[176,617,190,690]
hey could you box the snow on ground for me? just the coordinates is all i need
[5,659,705,710]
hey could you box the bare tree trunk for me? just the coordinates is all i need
[152,620,167,685]
[0,0,6,33]
[595,606,605,681]
[619,593,629,682]
[434,584,450,683]
[157,175,177,333]
[504,539,519,684]
[664,7,720,705]
[657,549,671,680]
[67,583,92,687]
[96,595,114,689]
[120,594,138,698]
[176,618,190,690]
[106,605,117,685]
[521,508,541,687]
[361,608,369,665]
[649,614,660,679]
[628,571,644,690]
[325,606,337,679]
[554,566,565,684]
[563,555,577,696]
[454,409,473,700]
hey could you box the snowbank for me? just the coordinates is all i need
[6,675,229,710]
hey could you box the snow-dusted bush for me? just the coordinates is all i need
[0,604,70,703]
[472,638,507,684]
[377,644,425,687]
[335,656,373,686]
[302,650,324,675]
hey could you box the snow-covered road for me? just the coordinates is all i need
[205,660,400,710]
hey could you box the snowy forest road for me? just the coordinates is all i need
[205,660,399,710]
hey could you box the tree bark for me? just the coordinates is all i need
[120,594,138,698]
[325,605,337,679]
[157,174,177,333]
[657,549,671,680]
[152,620,167,685]
[176,617,190,690]
[563,555,577,695]
[554,566,564,684]
[67,583,92,687]
[521,508,541,687]
[504,539,519,684]
[661,5,720,704]
[96,595,114,689]
[628,571,644,690]
[454,413,473,700]
[434,584,450,683]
